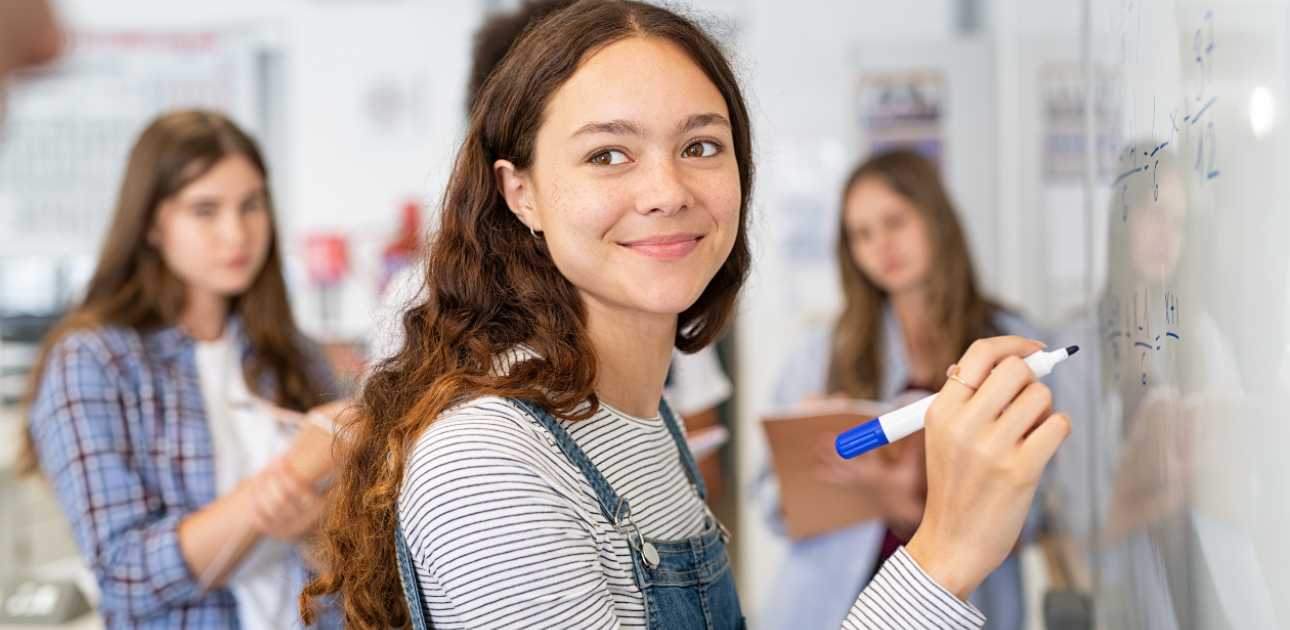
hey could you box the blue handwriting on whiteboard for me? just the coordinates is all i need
[1104,289,1184,386]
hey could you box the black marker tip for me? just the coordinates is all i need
[1065,345,1080,356]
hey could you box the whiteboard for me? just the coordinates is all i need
[0,32,270,257]
[1050,0,1290,628]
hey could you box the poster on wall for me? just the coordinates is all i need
[855,69,945,168]
[1040,62,1121,313]
[1040,62,1120,183]
[0,32,269,256]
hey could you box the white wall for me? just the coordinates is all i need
[50,0,482,339]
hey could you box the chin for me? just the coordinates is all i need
[631,285,708,316]
[873,277,906,295]
[644,296,705,316]
[214,278,258,299]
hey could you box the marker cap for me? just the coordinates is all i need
[835,418,889,459]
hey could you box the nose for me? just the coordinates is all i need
[635,154,693,217]
[219,207,249,248]
[869,225,893,255]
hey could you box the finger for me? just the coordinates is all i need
[278,491,325,538]
[254,486,294,537]
[276,462,314,498]
[248,478,281,534]
[955,355,1039,433]
[940,336,1046,407]
[1019,412,1072,476]
[258,467,297,519]
[264,458,314,504]
[297,489,321,513]
[993,382,1053,444]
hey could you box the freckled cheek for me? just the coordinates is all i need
[540,183,623,261]
[697,180,742,231]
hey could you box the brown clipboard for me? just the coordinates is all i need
[762,400,893,540]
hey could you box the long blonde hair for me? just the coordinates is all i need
[829,150,1000,399]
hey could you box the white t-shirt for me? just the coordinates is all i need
[194,330,301,630]
[664,346,732,417]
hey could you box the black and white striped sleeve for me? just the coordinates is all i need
[842,547,986,630]
[401,412,623,630]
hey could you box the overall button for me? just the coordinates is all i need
[642,542,660,569]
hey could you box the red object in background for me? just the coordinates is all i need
[380,199,423,293]
[303,233,349,286]
[385,200,421,259]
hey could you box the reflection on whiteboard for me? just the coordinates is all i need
[0,32,266,255]
[1048,1,1290,628]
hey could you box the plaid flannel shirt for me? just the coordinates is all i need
[28,319,343,629]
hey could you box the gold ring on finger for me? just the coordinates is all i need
[948,369,978,392]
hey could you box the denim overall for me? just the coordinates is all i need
[394,397,745,630]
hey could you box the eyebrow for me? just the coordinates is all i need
[570,112,732,139]
[571,119,645,139]
[674,112,731,136]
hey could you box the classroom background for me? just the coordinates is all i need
[2,0,1287,628]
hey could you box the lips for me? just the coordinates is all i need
[620,234,703,260]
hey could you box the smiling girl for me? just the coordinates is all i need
[25,111,341,629]
[303,3,1069,629]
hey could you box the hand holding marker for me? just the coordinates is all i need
[836,346,1079,459]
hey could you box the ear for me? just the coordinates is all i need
[494,159,542,233]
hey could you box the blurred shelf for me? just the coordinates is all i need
[0,406,20,473]
[0,611,103,630]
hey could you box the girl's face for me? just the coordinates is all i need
[1129,173,1185,283]
[843,176,934,296]
[497,36,741,322]
[148,154,272,302]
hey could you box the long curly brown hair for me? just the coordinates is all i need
[300,2,753,627]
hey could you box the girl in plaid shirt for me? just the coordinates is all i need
[24,111,343,630]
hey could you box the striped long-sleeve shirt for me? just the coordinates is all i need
[399,396,985,629]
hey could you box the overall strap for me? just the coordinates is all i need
[656,397,708,502]
[395,523,431,630]
[510,399,631,526]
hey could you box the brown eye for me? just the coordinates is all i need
[590,149,627,165]
[683,141,719,158]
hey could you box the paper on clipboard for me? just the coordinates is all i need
[762,399,894,541]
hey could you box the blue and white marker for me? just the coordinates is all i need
[835,346,1079,459]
